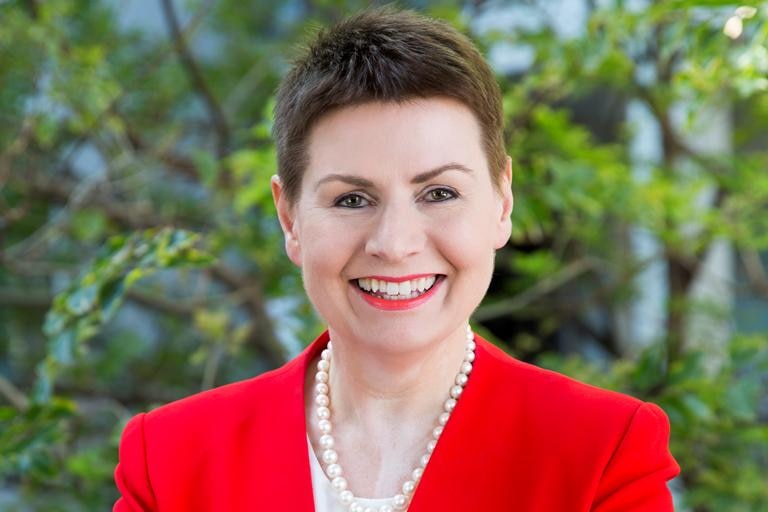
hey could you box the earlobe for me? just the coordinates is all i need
[271,175,302,267]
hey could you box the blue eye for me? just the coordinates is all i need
[335,193,370,208]
[424,187,457,202]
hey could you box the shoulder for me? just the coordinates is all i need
[474,337,654,437]
[138,350,307,442]
[114,337,326,510]
[119,332,328,452]
[477,337,641,406]
[467,336,679,494]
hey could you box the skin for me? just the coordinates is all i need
[271,97,513,498]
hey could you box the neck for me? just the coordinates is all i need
[326,324,469,429]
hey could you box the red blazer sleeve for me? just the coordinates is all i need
[113,413,158,512]
[591,402,679,511]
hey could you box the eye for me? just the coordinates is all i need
[334,193,370,208]
[424,187,457,202]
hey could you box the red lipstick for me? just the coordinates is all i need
[352,275,443,311]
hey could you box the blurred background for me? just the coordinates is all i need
[1,0,767,510]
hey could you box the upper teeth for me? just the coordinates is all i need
[357,276,437,296]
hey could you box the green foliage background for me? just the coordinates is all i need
[1,0,767,510]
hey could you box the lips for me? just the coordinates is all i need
[351,274,444,310]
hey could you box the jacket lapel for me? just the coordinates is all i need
[407,335,511,511]
[261,332,329,512]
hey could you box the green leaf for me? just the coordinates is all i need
[65,283,99,316]
[681,393,714,423]
[33,228,215,404]
[724,378,759,421]
[99,278,125,318]
[50,330,76,365]
[42,311,68,337]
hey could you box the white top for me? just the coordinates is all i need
[308,436,395,512]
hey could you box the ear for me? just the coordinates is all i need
[494,156,514,250]
[271,175,302,267]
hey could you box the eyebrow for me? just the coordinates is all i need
[314,163,475,190]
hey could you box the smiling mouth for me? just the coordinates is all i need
[354,275,443,300]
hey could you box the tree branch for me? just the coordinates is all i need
[0,287,51,307]
[0,374,29,410]
[159,0,231,161]
[208,263,288,368]
[123,124,201,181]
[5,164,286,367]
[17,172,177,240]
[23,0,40,19]
[473,258,595,322]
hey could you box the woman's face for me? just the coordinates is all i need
[272,97,513,354]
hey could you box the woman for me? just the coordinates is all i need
[114,8,680,512]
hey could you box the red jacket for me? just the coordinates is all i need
[114,331,680,511]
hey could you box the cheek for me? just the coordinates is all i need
[299,217,362,279]
[431,231,495,286]
[433,207,499,261]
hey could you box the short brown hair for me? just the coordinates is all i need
[273,7,505,204]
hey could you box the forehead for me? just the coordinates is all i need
[305,98,488,183]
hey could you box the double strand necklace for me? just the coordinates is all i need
[313,325,477,512]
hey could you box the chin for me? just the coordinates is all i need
[354,321,458,352]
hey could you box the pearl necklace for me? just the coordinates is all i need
[313,325,477,512]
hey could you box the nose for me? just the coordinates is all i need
[364,202,426,263]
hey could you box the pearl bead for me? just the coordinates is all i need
[412,467,424,482]
[402,480,416,495]
[319,434,335,449]
[317,406,331,420]
[315,382,329,395]
[444,398,457,412]
[339,490,353,504]
[438,412,450,425]
[393,494,407,509]
[326,463,342,478]
[432,425,443,438]
[364,507,376,512]
[466,340,476,351]
[426,439,437,453]
[350,503,364,512]
[331,476,348,491]
[315,370,329,383]
[449,385,463,399]
[318,419,332,434]
[455,373,468,386]
[460,361,473,374]
[465,351,476,363]
[315,394,330,407]
[322,449,338,464]
[321,348,331,360]
[318,359,330,371]
[420,453,430,467]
